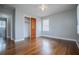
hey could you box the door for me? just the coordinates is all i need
[31,18,36,40]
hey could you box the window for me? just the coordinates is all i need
[43,19,49,31]
[0,21,6,28]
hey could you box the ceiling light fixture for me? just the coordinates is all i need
[40,4,47,12]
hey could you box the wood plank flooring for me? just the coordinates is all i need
[0,37,79,55]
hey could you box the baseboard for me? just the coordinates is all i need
[40,35,79,48]
[15,39,25,42]
[15,37,30,42]
[41,35,76,42]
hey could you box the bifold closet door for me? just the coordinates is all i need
[31,18,36,39]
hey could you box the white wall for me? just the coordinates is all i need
[15,7,29,41]
[36,18,41,37]
[77,5,79,47]
[42,9,77,41]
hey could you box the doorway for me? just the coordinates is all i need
[24,17,31,39]
[0,18,7,52]
[0,18,7,41]
[24,17,36,40]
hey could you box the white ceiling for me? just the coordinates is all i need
[8,4,76,17]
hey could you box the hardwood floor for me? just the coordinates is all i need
[0,37,79,55]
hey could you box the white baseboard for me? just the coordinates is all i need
[15,37,30,42]
[41,35,79,48]
[15,39,25,42]
[41,35,76,42]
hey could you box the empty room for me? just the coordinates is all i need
[0,4,79,55]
